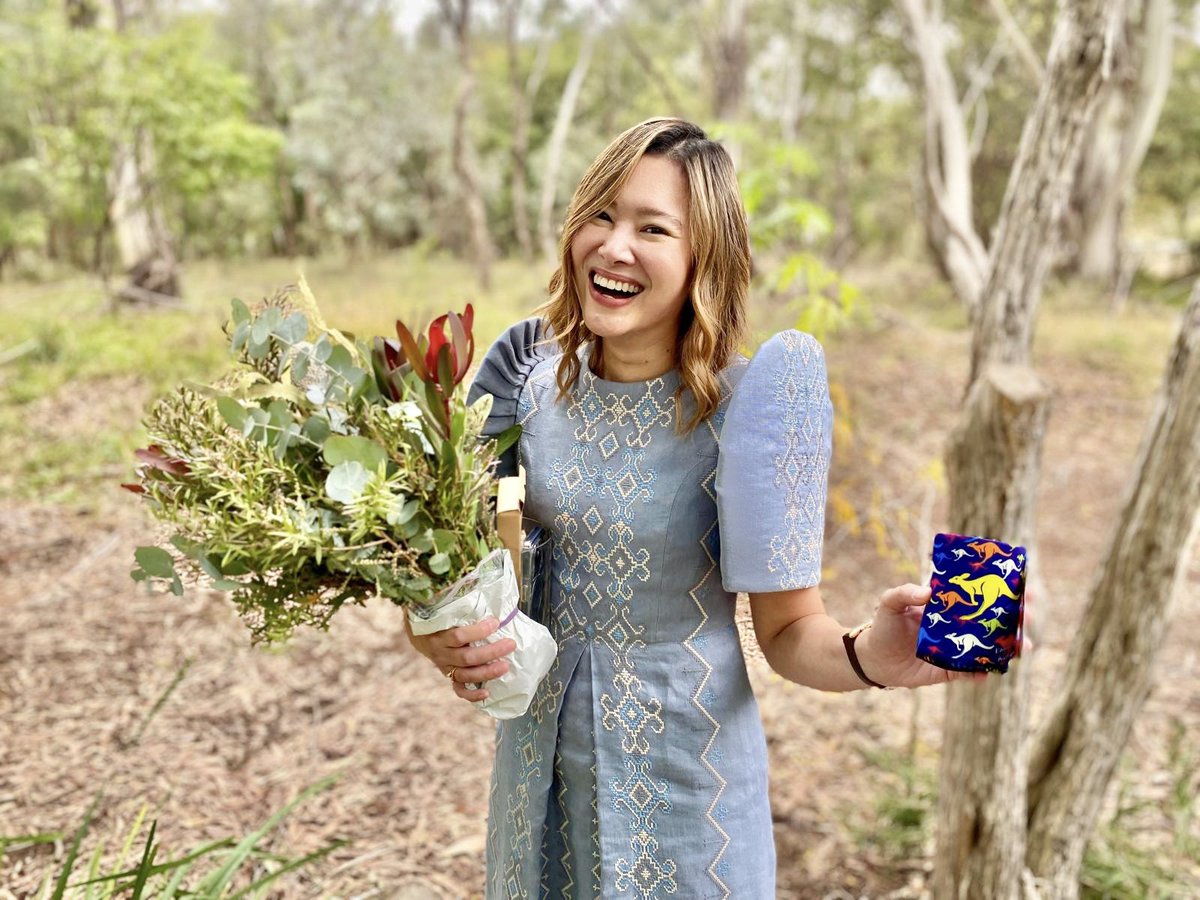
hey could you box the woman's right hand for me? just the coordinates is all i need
[405,614,517,703]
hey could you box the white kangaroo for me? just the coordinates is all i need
[951,548,973,561]
[992,559,1020,578]
[946,633,995,658]
[926,612,952,626]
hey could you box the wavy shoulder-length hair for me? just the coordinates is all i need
[538,118,750,433]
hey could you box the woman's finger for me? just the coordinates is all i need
[441,617,502,648]
[434,637,517,670]
[453,658,511,685]
[453,679,490,703]
[877,583,932,614]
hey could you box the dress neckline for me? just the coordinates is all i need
[577,344,681,397]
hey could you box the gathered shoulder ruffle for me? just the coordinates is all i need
[467,317,556,476]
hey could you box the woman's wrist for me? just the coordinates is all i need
[844,622,889,690]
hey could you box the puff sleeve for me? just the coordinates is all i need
[467,317,553,477]
[715,330,834,593]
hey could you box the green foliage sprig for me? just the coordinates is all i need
[123,281,518,643]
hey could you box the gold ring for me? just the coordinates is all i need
[445,666,458,682]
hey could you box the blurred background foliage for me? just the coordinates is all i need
[0,0,1197,503]
[0,0,1190,283]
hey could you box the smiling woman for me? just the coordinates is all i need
[404,118,975,898]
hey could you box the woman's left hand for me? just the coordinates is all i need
[856,583,1026,688]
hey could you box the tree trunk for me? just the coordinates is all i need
[895,0,990,317]
[934,367,1049,900]
[1024,282,1200,900]
[779,0,808,144]
[96,0,181,303]
[442,0,495,291]
[108,129,181,304]
[967,0,1127,385]
[713,0,749,122]
[932,0,1127,897]
[538,29,596,265]
[504,0,549,262]
[1067,0,1175,284]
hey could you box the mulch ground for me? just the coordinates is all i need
[2,302,1196,899]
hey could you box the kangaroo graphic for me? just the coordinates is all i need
[946,632,995,658]
[932,563,946,575]
[980,617,1005,636]
[951,548,973,561]
[926,612,952,626]
[966,540,1013,564]
[992,559,1020,578]
[935,590,979,613]
[949,573,1019,621]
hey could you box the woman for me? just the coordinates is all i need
[409,118,974,898]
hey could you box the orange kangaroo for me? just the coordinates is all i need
[966,540,1013,564]
[935,589,979,613]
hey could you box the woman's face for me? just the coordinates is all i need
[570,154,692,363]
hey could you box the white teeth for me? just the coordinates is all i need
[593,274,642,295]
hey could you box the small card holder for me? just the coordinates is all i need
[520,521,553,626]
[916,532,1027,674]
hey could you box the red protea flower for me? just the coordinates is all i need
[390,304,475,440]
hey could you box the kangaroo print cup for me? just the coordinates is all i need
[916,532,1026,674]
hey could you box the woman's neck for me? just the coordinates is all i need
[592,339,676,382]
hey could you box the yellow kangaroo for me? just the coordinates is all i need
[949,573,1018,621]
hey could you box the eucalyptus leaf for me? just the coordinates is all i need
[230,297,250,325]
[134,546,177,579]
[277,312,308,344]
[386,497,419,526]
[229,319,250,355]
[432,529,457,554]
[216,396,248,430]
[198,555,244,591]
[291,351,311,382]
[428,553,451,575]
[169,535,206,559]
[251,307,282,345]
[325,462,371,504]
[244,407,270,441]
[301,415,331,447]
[323,435,388,471]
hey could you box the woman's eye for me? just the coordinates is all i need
[643,225,666,235]
[594,211,612,222]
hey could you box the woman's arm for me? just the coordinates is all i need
[749,584,983,691]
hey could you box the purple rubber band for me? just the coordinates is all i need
[498,606,519,629]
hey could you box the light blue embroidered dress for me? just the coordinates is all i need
[468,320,833,899]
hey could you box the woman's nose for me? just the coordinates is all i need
[599,225,635,266]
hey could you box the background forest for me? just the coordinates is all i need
[0,0,1198,898]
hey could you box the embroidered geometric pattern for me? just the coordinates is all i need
[610,756,672,832]
[600,670,664,755]
[614,833,679,898]
[766,330,829,586]
[686,462,732,898]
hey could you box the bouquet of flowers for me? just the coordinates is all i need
[123,281,555,718]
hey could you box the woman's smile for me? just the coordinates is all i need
[586,267,644,308]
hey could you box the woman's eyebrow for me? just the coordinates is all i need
[633,206,683,229]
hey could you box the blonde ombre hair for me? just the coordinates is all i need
[539,118,750,433]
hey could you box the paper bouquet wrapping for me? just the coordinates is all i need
[408,549,556,719]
